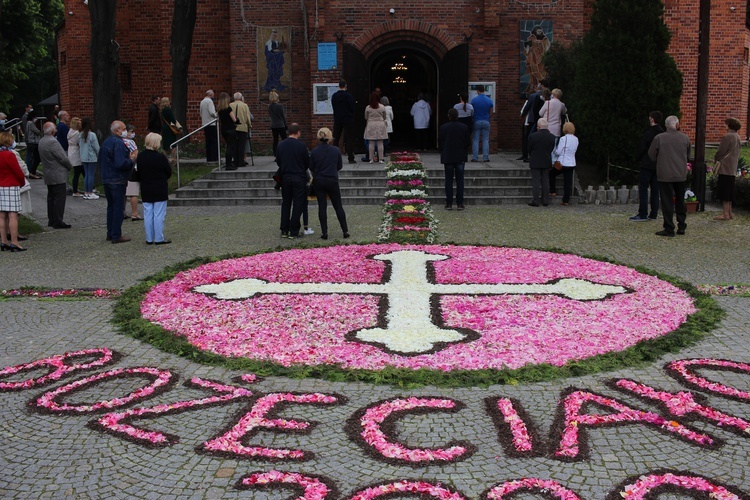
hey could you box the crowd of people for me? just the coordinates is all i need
[0,99,186,250]
[0,79,742,252]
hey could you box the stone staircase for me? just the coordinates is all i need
[169,154,542,207]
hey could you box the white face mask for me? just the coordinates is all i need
[120,130,128,138]
[128,132,135,139]
[10,141,16,149]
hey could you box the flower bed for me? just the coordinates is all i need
[379,152,438,243]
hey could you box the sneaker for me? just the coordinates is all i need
[457,205,465,211]
[72,192,83,197]
[648,214,658,220]
[83,193,100,200]
[281,232,289,239]
[304,228,315,235]
[444,205,453,210]
[379,160,385,164]
[629,215,649,222]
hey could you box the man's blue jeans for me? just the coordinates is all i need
[104,183,126,240]
[472,120,490,161]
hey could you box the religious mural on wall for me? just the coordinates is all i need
[258,27,291,96]
[520,20,553,97]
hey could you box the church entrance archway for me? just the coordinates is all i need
[343,40,468,153]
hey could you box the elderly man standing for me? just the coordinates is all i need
[526,117,555,207]
[648,115,691,237]
[99,120,137,243]
[230,92,253,168]
[200,90,219,162]
[38,122,73,228]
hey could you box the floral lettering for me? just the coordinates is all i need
[346,480,467,499]
[347,396,475,465]
[200,392,342,460]
[237,470,335,499]
[667,358,750,401]
[485,397,539,456]
[92,376,256,446]
[0,348,117,391]
[33,367,174,413]
[613,379,750,437]
[552,388,716,461]
[485,478,582,499]
[610,470,747,499]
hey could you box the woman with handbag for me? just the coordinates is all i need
[713,117,741,220]
[159,97,182,163]
[548,121,579,205]
[0,132,27,251]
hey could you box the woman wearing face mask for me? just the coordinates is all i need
[79,117,100,200]
[123,124,142,220]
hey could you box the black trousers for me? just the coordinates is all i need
[333,121,355,161]
[549,166,576,203]
[314,177,348,236]
[280,178,307,236]
[659,181,687,234]
[204,125,219,162]
[637,168,659,218]
[271,127,287,158]
[235,131,248,169]
[46,183,67,226]
[222,130,236,169]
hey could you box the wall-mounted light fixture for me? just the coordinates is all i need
[389,8,395,14]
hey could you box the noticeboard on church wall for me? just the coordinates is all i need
[313,83,340,115]
[468,82,496,112]
[317,43,337,70]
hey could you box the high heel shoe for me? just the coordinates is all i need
[0,242,9,251]
[8,244,27,252]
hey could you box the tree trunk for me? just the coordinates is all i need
[170,0,197,130]
[89,0,121,139]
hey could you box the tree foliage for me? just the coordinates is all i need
[544,0,683,178]
[0,0,63,113]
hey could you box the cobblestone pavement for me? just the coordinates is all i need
[1,154,749,498]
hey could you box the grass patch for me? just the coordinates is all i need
[112,246,724,388]
[19,215,45,235]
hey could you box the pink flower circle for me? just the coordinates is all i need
[141,245,695,372]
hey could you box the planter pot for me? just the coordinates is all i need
[685,201,699,212]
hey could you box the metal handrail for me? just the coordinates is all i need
[2,118,23,144]
[170,118,221,188]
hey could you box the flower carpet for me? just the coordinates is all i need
[137,244,701,382]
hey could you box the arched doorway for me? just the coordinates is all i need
[370,46,438,148]
[344,38,468,153]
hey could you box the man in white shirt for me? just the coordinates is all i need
[200,90,218,162]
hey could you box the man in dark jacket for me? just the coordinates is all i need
[527,118,556,207]
[99,120,137,243]
[331,80,356,164]
[629,111,664,221]
[276,123,310,238]
[439,108,471,210]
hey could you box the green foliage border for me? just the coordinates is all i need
[112,244,724,388]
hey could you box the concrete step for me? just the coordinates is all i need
[168,194,541,207]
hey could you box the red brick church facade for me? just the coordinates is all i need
[57,0,749,152]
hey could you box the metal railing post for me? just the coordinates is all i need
[169,118,220,188]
